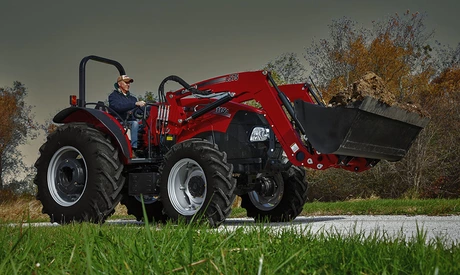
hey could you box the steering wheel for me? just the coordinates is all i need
[133,106,145,119]
[132,104,153,119]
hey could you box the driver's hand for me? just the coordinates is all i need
[136,100,146,107]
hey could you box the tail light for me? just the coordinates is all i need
[70,95,77,106]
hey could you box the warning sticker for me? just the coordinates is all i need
[290,143,299,153]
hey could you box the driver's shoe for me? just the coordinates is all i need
[132,149,144,158]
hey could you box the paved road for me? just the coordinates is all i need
[19,215,460,246]
[222,215,460,246]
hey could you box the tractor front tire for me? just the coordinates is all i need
[159,139,236,227]
[241,166,308,222]
[34,123,125,224]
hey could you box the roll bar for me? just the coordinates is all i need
[78,55,126,107]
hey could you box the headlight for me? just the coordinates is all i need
[249,127,270,142]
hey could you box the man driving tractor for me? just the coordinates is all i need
[108,74,146,155]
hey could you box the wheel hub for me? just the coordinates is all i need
[188,176,206,197]
[258,177,277,197]
[56,160,85,193]
[248,174,284,211]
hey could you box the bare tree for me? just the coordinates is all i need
[304,17,368,87]
[265,52,307,84]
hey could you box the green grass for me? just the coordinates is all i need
[300,198,460,216]
[1,221,459,274]
[2,198,460,274]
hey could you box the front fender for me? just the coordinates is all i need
[53,107,131,160]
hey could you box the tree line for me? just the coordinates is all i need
[1,10,459,200]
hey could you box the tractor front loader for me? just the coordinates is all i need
[34,55,429,227]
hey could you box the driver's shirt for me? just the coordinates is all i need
[108,89,138,121]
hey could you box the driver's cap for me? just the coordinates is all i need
[117,75,134,83]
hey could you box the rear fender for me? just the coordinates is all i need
[53,107,131,161]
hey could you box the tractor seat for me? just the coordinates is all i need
[94,101,125,125]
[95,101,109,112]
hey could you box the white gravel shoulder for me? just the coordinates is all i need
[8,215,460,246]
[222,215,460,246]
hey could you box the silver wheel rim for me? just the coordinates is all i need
[47,146,87,207]
[248,176,284,211]
[167,158,207,215]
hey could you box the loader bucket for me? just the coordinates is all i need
[294,97,430,161]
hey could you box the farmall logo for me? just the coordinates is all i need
[213,107,231,118]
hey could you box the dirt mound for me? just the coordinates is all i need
[327,72,428,116]
[328,72,396,106]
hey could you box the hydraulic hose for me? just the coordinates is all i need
[158,75,209,102]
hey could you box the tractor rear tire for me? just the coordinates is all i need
[159,139,236,227]
[241,166,308,222]
[34,123,125,224]
[120,195,167,223]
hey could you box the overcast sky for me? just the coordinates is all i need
[1,0,459,169]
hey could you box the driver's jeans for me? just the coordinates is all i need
[128,120,139,149]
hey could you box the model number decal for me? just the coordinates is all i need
[213,107,231,118]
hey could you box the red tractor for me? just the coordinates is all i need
[34,55,429,226]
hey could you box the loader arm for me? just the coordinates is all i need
[165,70,371,172]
